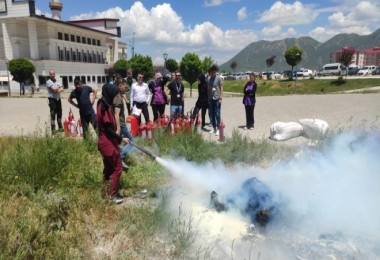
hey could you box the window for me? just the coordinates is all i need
[102,76,106,83]
[97,76,101,83]
[87,76,91,82]
[97,40,100,46]
[58,47,63,61]
[76,35,80,43]
[92,76,95,82]
[58,32,63,40]
[38,76,48,85]
[87,38,91,45]
[81,76,86,83]
[92,39,96,45]
[78,51,81,62]
[70,35,75,42]
[69,76,73,82]
[82,37,86,44]
[64,33,69,41]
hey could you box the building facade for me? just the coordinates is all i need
[0,0,126,94]
[331,46,380,67]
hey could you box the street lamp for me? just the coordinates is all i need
[5,60,11,97]
[163,52,168,73]
[294,52,301,89]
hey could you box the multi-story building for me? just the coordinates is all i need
[0,0,126,94]
[331,46,380,67]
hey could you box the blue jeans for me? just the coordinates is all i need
[208,100,221,129]
[170,105,183,117]
[120,127,134,160]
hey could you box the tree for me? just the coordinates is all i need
[165,58,178,73]
[339,47,355,80]
[8,58,35,95]
[128,54,154,80]
[113,59,129,78]
[284,46,303,78]
[230,60,237,73]
[202,56,214,73]
[179,52,202,97]
[266,55,276,68]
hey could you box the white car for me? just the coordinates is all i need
[357,65,377,76]
[297,69,314,77]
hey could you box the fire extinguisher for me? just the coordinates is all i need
[175,118,181,133]
[68,109,78,137]
[126,115,139,137]
[138,123,147,139]
[146,121,154,140]
[170,117,175,134]
[63,118,70,137]
[162,115,169,128]
[219,120,225,142]
[77,119,83,137]
[184,117,191,134]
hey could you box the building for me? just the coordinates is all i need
[331,46,380,67]
[0,0,127,95]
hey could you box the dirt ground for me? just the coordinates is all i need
[1,91,380,145]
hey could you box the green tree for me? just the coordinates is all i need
[128,54,154,80]
[339,47,355,80]
[230,60,237,73]
[284,46,303,78]
[202,56,214,73]
[165,58,178,73]
[179,52,202,97]
[8,58,35,95]
[113,59,129,78]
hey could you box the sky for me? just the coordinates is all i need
[36,0,380,65]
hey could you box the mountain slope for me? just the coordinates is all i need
[220,29,380,72]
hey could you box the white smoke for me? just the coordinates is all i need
[156,131,380,258]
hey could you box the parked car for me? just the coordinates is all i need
[358,65,377,76]
[347,66,360,76]
[297,69,314,77]
[371,67,380,75]
[319,63,345,76]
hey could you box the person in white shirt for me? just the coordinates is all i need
[130,73,150,124]
[46,69,64,132]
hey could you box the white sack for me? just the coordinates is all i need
[299,119,329,140]
[270,121,304,141]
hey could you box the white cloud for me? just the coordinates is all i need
[308,1,379,42]
[69,1,257,64]
[237,7,247,21]
[260,25,297,40]
[256,1,318,25]
[203,0,240,7]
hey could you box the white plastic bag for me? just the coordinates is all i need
[299,119,329,140]
[270,121,303,141]
[132,105,142,117]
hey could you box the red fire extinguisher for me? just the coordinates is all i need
[138,123,147,138]
[175,118,182,133]
[77,119,83,137]
[162,115,169,128]
[219,120,225,142]
[63,118,70,137]
[146,121,154,140]
[184,117,191,134]
[126,115,139,137]
[68,109,78,137]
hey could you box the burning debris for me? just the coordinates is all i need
[210,177,277,226]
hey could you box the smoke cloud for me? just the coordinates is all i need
[157,131,380,258]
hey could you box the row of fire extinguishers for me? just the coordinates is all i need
[63,108,83,137]
[125,108,225,142]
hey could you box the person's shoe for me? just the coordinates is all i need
[57,128,64,133]
[244,126,248,130]
[201,126,207,131]
[111,195,123,204]
[215,130,220,136]
[209,129,215,134]
[249,127,254,130]
[122,161,129,170]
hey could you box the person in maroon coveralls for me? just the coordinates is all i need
[97,83,130,204]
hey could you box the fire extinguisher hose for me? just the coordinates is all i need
[129,142,157,160]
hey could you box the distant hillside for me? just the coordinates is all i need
[220,28,380,72]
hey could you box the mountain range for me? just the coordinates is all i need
[220,28,380,72]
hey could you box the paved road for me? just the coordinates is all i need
[1,92,379,145]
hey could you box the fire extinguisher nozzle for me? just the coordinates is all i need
[129,142,157,160]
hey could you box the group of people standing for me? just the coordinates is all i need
[45,64,257,205]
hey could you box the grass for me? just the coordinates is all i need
[184,77,380,96]
[0,125,297,259]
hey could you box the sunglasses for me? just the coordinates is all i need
[175,74,181,77]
